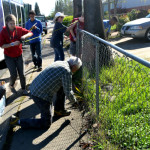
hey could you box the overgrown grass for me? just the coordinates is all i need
[82,57,150,149]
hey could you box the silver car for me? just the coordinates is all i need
[121,14,150,41]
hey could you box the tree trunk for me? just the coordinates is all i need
[114,0,118,16]
[108,0,111,19]
[73,0,82,18]
[83,0,112,71]
[84,0,105,38]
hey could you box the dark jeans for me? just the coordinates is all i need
[30,41,42,67]
[5,55,26,89]
[54,47,64,61]
[54,86,65,111]
[20,95,52,129]
[20,87,65,129]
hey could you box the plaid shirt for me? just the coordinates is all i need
[30,61,76,103]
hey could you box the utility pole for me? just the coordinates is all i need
[73,0,82,18]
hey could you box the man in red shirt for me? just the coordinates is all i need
[0,14,33,95]
[69,13,84,57]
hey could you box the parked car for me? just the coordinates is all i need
[121,14,150,41]
[35,15,51,34]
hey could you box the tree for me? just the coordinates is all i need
[73,0,82,18]
[83,0,112,71]
[84,0,105,38]
[54,0,73,16]
[108,0,111,19]
[34,2,41,15]
[113,0,119,16]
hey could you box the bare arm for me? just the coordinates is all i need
[21,32,33,41]
[70,28,76,41]
[2,41,21,49]
[1,43,12,49]
[66,21,78,32]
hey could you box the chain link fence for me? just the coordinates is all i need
[76,28,150,149]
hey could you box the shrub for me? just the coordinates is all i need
[127,9,139,21]
[117,15,130,31]
[137,9,148,19]
[62,15,73,26]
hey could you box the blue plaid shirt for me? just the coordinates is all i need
[30,61,76,103]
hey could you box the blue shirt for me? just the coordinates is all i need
[25,19,43,43]
[103,20,111,33]
[50,22,67,48]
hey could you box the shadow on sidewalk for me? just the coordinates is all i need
[13,120,70,150]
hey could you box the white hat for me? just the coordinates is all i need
[53,12,65,23]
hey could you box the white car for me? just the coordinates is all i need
[35,15,51,34]
[121,14,150,41]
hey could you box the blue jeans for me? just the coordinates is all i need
[20,95,52,129]
[54,47,64,61]
[30,42,42,67]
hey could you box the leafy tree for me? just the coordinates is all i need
[34,2,41,15]
[54,0,73,16]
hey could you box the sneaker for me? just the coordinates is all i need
[37,66,42,71]
[9,85,17,94]
[22,89,28,95]
[10,115,19,126]
[54,110,71,117]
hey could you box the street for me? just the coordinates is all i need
[110,37,150,62]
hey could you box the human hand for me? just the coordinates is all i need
[11,41,21,46]
[64,36,68,40]
[73,37,77,42]
[32,25,37,29]
[21,36,26,41]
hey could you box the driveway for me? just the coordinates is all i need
[110,37,150,62]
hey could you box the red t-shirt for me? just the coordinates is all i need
[0,26,31,57]
[69,18,84,42]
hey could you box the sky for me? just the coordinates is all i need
[23,0,55,16]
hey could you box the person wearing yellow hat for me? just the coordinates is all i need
[50,12,77,61]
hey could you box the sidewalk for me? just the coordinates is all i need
[0,33,88,150]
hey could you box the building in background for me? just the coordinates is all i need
[102,0,150,13]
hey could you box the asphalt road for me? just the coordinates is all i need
[110,37,150,62]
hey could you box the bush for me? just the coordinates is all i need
[127,9,139,21]
[137,10,148,19]
[117,15,130,31]
[62,16,73,26]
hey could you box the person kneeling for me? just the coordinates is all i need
[10,56,82,129]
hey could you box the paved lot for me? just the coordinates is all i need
[110,37,150,62]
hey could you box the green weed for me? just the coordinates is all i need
[81,57,150,149]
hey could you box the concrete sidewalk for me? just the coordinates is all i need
[0,33,88,150]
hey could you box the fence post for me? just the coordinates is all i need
[95,41,100,116]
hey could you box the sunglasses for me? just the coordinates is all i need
[60,16,64,19]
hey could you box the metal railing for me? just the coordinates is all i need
[76,28,150,149]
